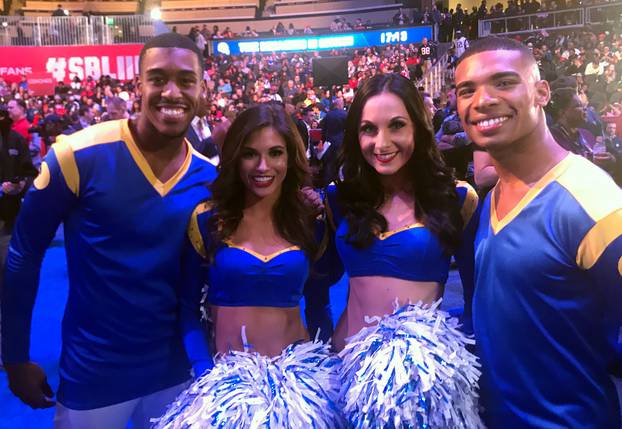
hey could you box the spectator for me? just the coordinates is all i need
[52,4,67,17]
[103,97,128,121]
[419,37,435,74]
[0,107,38,366]
[435,87,472,181]
[312,97,347,187]
[422,92,437,124]
[242,26,258,37]
[65,105,93,135]
[393,8,409,26]
[549,87,593,159]
[586,54,605,77]
[604,121,622,184]
[7,100,30,143]
[453,30,470,58]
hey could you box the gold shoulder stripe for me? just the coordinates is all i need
[557,155,622,222]
[457,180,479,228]
[67,120,125,152]
[188,201,213,259]
[33,161,51,190]
[576,209,622,270]
[52,137,80,196]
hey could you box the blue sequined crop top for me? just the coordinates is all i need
[328,182,478,284]
[187,203,309,308]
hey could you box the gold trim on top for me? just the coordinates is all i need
[121,121,193,197]
[223,239,301,263]
[53,139,80,196]
[576,208,622,270]
[187,201,213,259]
[376,223,425,240]
[457,180,479,229]
[556,155,622,222]
[490,154,573,235]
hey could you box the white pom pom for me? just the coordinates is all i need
[153,341,345,429]
[339,301,484,429]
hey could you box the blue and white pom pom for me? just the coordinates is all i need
[153,340,345,429]
[339,300,484,429]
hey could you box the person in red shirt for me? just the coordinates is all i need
[7,100,30,143]
[8,99,38,166]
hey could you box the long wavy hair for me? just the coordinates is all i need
[337,73,463,253]
[207,103,319,259]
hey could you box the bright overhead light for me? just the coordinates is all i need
[150,7,162,20]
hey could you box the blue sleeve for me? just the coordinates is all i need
[1,144,77,363]
[582,209,622,373]
[453,182,479,335]
[303,186,344,343]
[180,205,214,377]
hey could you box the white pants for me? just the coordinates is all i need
[54,381,188,429]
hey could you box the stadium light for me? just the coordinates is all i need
[150,7,162,20]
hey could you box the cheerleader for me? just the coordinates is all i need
[322,74,483,428]
[154,104,344,429]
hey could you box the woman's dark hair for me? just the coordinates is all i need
[336,73,463,253]
[208,103,319,259]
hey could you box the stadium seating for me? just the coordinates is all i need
[274,0,396,16]
[160,0,257,21]
[21,1,139,16]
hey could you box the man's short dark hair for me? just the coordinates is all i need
[456,36,535,69]
[139,32,205,74]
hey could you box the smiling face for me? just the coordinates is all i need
[137,47,205,140]
[239,127,288,203]
[358,92,415,176]
[455,49,550,151]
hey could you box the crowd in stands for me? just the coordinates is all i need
[1,19,621,189]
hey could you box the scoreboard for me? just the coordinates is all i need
[212,26,433,55]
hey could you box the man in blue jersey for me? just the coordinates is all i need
[455,37,622,428]
[1,33,217,428]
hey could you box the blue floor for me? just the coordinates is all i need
[0,231,466,429]
[0,233,67,429]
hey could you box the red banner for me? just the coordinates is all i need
[27,71,57,96]
[0,44,143,85]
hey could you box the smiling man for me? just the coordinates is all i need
[1,33,217,428]
[455,37,622,428]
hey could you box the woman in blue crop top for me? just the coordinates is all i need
[155,104,344,429]
[320,74,484,427]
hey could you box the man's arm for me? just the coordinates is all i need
[180,203,214,378]
[453,182,479,335]
[2,140,78,407]
[578,209,622,370]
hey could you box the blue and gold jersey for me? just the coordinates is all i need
[1,119,217,409]
[474,154,622,428]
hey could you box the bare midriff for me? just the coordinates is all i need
[333,276,441,351]
[210,305,309,357]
